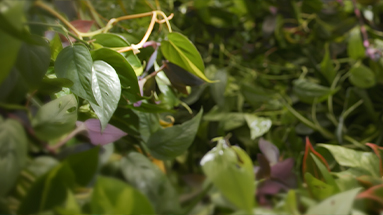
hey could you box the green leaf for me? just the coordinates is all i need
[0,29,21,84]
[89,60,121,130]
[200,139,255,212]
[32,94,77,141]
[244,114,272,140]
[38,77,73,94]
[146,109,203,160]
[137,112,161,142]
[348,27,366,60]
[15,35,51,89]
[293,79,337,103]
[161,32,213,83]
[55,44,98,104]
[349,62,376,89]
[89,176,154,214]
[319,144,379,177]
[92,34,143,76]
[91,48,141,103]
[50,33,63,61]
[320,44,336,84]
[302,138,330,181]
[18,163,76,214]
[206,65,227,107]
[121,152,181,214]
[0,119,28,196]
[55,190,81,215]
[306,187,362,214]
[305,172,335,200]
[285,190,300,215]
[65,146,99,186]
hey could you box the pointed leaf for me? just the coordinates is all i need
[89,60,121,130]
[50,33,63,61]
[0,118,28,196]
[348,27,366,60]
[293,79,337,103]
[89,176,154,214]
[302,137,330,181]
[357,184,383,208]
[78,119,127,145]
[305,172,334,200]
[366,143,383,177]
[258,138,279,165]
[121,152,181,214]
[161,32,213,83]
[32,94,77,141]
[200,139,255,212]
[245,114,272,140]
[146,109,203,160]
[320,43,336,84]
[55,44,98,104]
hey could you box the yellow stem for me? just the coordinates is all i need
[34,1,82,39]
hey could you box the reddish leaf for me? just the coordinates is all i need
[357,184,383,212]
[76,119,127,145]
[302,137,330,181]
[366,143,383,177]
[357,175,383,189]
[70,20,94,33]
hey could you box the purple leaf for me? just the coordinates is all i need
[259,138,279,165]
[256,154,271,180]
[78,119,127,145]
[271,158,297,188]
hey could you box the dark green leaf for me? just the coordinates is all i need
[348,27,366,60]
[293,79,337,103]
[89,60,121,130]
[89,176,154,214]
[161,32,213,83]
[32,94,77,141]
[0,118,28,196]
[0,29,21,84]
[320,44,336,84]
[146,109,203,160]
[121,152,181,214]
[38,77,73,94]
[55,44,97,104]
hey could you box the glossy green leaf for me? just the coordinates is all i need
[0,29,21,84]
[244,114,272,140]
[161,32,213,83]
[349,63,376,89]
[15,35,51,89]
[146,109,203,160]
[91,48,141,103]
[320,44,336,84]
[348,27,366,60]
[307,187,362,214]
[121,152,181,214]
[200,138,255,212]
[0,118,28,196]
[293,79,337,103]
[32,94,77,141]
[18,163,75,214]
[55,44,97,104]
[89,60,121,130]
[89,176,154,214]
[319,144,379,177]
[305,172,334,200]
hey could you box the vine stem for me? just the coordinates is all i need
[34,0,82,39]
[47,124,87,151]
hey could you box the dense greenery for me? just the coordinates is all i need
[2,0,383,214]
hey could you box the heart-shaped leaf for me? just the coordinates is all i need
[55,44,97,104]
[32,94,77,141]
[200,138,255,212]
[146,109,203,160]
[161,32,213,83]
[0,118,28,197]
[91,48,141,103]
[89,60,121,130]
